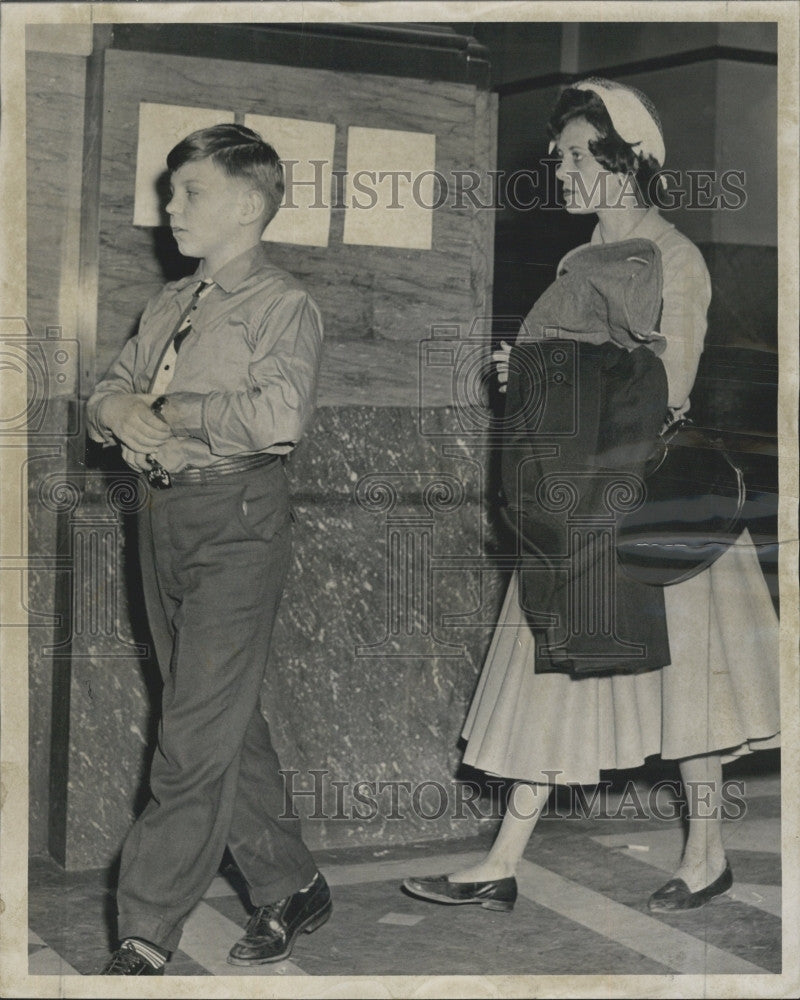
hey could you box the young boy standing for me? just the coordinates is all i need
[86,124,329,975]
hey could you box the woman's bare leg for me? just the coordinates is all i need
[675,753,727,890]
[448,781,553,882]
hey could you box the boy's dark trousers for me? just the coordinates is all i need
[116,460,318,952]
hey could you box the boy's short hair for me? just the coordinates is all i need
[167,123,284,225]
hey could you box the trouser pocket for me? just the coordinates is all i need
[236,464,291,543]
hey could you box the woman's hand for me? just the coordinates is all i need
[493,341,512,393]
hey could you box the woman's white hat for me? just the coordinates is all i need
[550,77,666,167]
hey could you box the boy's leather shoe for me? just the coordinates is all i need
[227,872,332,965]
[402,873,517,911]
[100,942,165,975]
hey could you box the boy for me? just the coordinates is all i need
[86,124,329,975]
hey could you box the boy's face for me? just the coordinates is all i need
[166,157,251,265]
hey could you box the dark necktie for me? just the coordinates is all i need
[173,280,211,353]
[148,280,211,393]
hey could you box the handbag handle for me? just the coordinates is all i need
[647,415,691,476]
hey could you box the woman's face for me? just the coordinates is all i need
[553,118,620,213]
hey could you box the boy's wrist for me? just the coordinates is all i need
[153,391,207,442]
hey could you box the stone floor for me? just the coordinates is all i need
[27,768,782,986]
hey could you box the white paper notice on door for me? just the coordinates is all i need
[343,126,436,250]
[245,114,336,248]
[133,102,235,227]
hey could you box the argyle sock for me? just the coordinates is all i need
[121,938,168,969]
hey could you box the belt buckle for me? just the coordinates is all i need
[145,456,172,489]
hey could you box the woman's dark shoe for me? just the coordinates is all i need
[227,872,332,965]
[647,859,733,912]
[402,873,517,912]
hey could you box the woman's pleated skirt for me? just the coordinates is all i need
[462,530,780,785]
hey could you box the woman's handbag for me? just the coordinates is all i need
[616,418,746,586]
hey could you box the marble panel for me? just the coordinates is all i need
[27,480,63,857]
[27,450,155,867]
[26,51,86,349]
[25,405,79,856]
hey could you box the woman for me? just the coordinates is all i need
[404,78,780,913]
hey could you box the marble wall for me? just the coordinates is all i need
[25,49,87,857]
[25,50,86,348]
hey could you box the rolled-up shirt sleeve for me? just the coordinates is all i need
[656,241,711,411]
[161,289,324,456]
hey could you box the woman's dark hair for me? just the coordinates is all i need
[547,88,662,207]
[167,123,284,225]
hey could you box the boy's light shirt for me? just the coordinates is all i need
[149,280,216,396]
[87,243,324,468]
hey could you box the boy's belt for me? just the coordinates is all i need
[145,451,280,489]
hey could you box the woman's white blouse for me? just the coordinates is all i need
[587,207,712,414]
